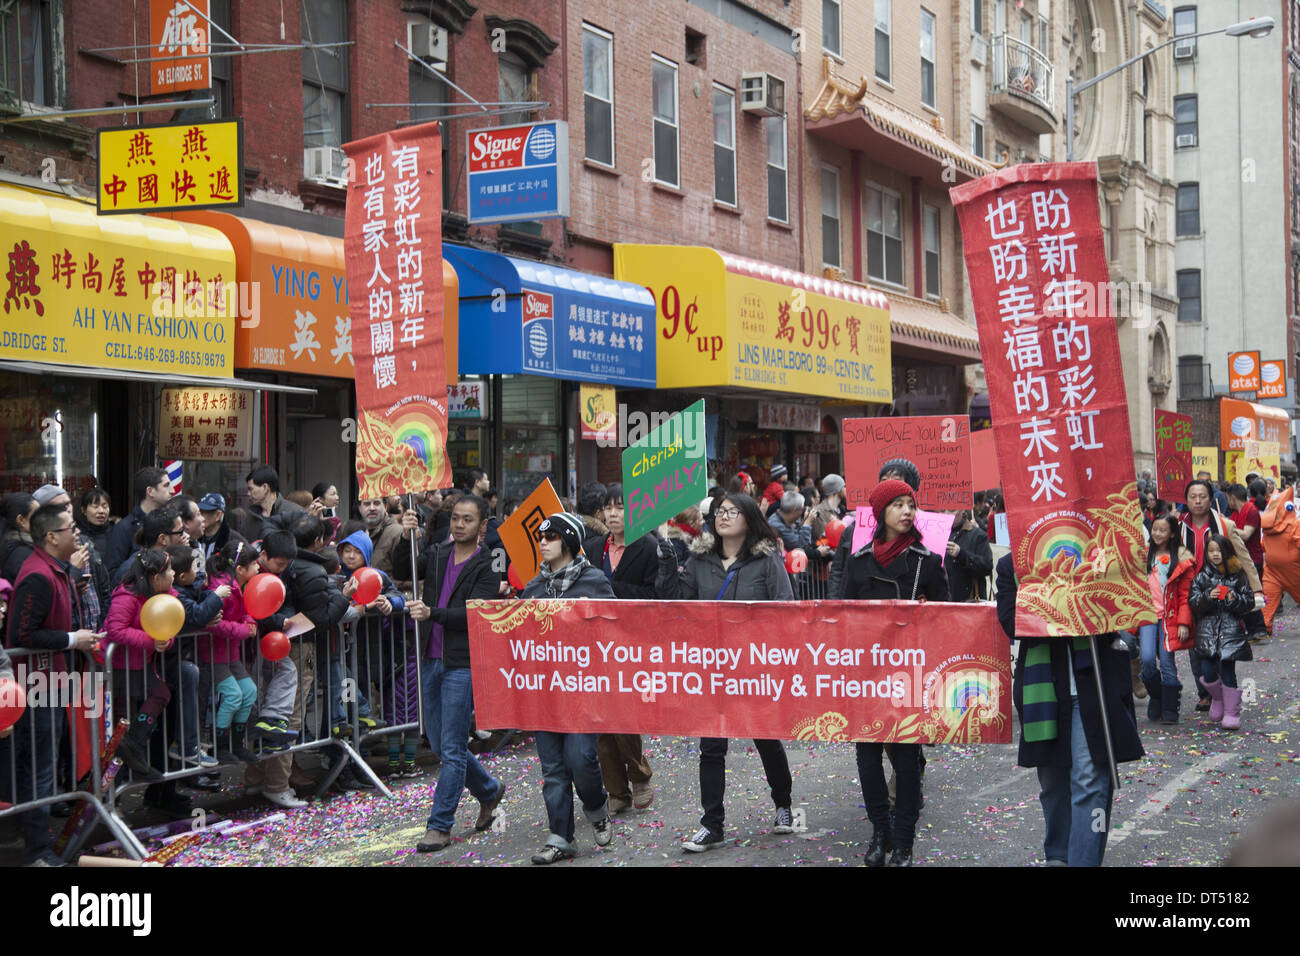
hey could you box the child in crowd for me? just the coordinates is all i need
[1188,534,1255,731]
[202,542,270,765]
[1140,514,1193,724]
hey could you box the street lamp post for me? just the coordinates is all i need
[1065,16,1275,162]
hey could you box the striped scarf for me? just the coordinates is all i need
[1022,637,1093,742]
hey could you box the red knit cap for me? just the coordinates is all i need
[868,479,916,524]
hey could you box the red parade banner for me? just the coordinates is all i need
[343,123,452,499]
[951,162,1152,637]
[1153,408,1193,500]
[467,600,1012,744]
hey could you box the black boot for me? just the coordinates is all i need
[213,729,244,766]
[887,845,914,867]
[117,715,164,782]
[1159,685,1181,724]
[230,725,261,764]
[1142,677,1162,721]
[864,826,893,867]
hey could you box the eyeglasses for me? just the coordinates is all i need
[50,525,76,536]
[714,507,741,520]
[534,530,562,542]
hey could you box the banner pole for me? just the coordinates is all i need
[1088,636,1121,792]
[407,492,420,604]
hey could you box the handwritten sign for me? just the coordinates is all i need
[849,507,955,564]
[622,399,707,543]
[1153,409,1193,499]
[842,415,973,512]
[1191,446,1218,482]
[497,479,564,584]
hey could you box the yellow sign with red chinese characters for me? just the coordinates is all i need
[98,120,243,215]
[159,387,255,461]
[612,244,891,402]
[0,184,235,377]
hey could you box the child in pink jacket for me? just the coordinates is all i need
[203,541,262,765]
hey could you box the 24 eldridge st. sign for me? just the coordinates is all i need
[465,121,570,224]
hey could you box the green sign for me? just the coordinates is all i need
[621,399,708,543]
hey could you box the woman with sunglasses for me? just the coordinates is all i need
[655,492,795,853]
[518,512,617,864]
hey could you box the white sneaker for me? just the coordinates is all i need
[264,789,308,809]
[592,815,613,847]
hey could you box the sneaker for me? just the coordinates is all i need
[682,827,724,853]
[473,728,493,740]
[592,815,614,847]
[608,795,633,815]
[631,781,654,810]
[258,740,291,756]
[416,829,451,853]
[169,744,219,769]
[475,782,506,831]
[183,773,222,792]
[773,806,795,834]
[24,850,68,867]
[357,715,387,731]
[531,845,575,865]
[398,761,421,779]
[264,789,308,809]
[252,718,298,743]
[244,783,264,796]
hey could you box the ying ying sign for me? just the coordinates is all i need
[622,400,707,544]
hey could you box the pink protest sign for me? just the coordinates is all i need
[849,507,955,563]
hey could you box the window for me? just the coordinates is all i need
[409,30,451,211]
[822,167,841,269]
[1174,7,1196,38]
[713,85,736,206]
[823,0,841,56]
[210,0,234,119]
[652,56,679,187]
[866,185,904,286]
[1178,355,1206,399]
[1176,183,1200,235]
[302,0,349,150]
[1177,269,1201,322]
[875,0,891,83]
[583,24,614,166]
[923,204,941,297]
[685,28,706,67]
[972,0,983,35]
[920,9,936,109]
[971,116,985,158]
[766,115,787,222]
[1174,94,1198,143]
[497,52,533,126]
[1038,14,1050,55]
[0,0,56,108]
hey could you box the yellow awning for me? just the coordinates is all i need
[0,184,236,378]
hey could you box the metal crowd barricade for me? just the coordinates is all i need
[1,646,146,862]
[790,568,832,600]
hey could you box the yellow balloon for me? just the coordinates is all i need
[140,593,186,643]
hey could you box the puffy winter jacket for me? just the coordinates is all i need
[201,570,256,663]
[835,538,949,602]
[1147,551,1195,652]
[1188,563,1255,663]
[520,561,616,599]
[174,579,223,632]
[104,584,176,670]
[655,534,793,602]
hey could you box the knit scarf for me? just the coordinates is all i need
[1021,637,1094,742]
[537,552,591,597]
[873,529,920,569]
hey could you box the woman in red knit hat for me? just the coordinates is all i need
[834,479,949,867]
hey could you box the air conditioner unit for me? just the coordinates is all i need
[1173,38,1196,60]
[303,146,346,185]
[407,18,448,64]
[1175,133,1198,149]
[740,72,785,117]
[970,33,987,67]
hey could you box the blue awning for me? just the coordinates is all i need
[445,243,657,388]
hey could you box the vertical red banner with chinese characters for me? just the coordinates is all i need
[951,163,1152,637]
[343,124,452,498]
[1153,409,1193,500]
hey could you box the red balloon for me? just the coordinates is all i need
[244,573,286,619]
[260,631,291,662]
[825,518,846,549]
[507,564,525,591]
[351,566,383,605]
[0,677,27,732]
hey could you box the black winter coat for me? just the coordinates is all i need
[835,537,949,602]
[946,524,994,601]
[655,535,793,602]
[999,555,1144,769]
[1188,564,1254,663]
[582,533,660,599]
[105,506,146,574]
[520,563,616,599]
[257,549,350,638]
[392,539,503,668]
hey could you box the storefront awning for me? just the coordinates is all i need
[0,359,317,394]
[1219,397,1291,451]
[0,184,237,378]
[885,292,982,362]
[166,210,458,386]
[445,244,657,388]
[614,243,892,403]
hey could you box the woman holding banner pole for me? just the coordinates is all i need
[834,479,950,867]
[655,493,796,854]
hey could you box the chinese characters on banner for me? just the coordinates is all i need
[1152,409,1193,500]
[343,123,452,499]
[951,162,1152,638]
[842,415,973,512]
[467,599,1012,744]
[158,387,253,461]
[98,120,243,214]
[757,402,821,433]
[149,0,211,96]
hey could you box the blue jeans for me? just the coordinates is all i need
[421,659,499,832]
[1202,656,1238,689]
[13,700,66,862]
[160,655,200,756]
[1137,622,1181,687]
[329,653,372,723]
[1036,696,1114,867]
[534,730,607,850]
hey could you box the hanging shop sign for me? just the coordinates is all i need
[99,120,243,215]
[158,386,254,461]
[465,121,570,224]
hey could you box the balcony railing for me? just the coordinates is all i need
[990,34,1054,115]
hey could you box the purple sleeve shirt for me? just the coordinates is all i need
[428,548,478,659]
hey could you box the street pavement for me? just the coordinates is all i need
[143,605,1300,868]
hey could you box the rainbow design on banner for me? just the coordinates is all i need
[1023,511,1097,570]
[944,669,994,715]
[396,419,440,473]
[355,406,451,499]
